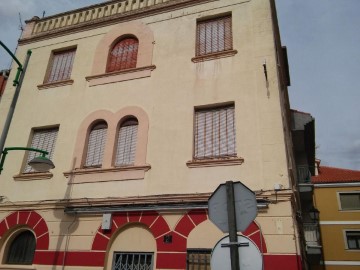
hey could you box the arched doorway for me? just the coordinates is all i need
[105,224,157,270]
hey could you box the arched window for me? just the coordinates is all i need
[85,121,108,167]
[6,231,36,265]
[115,118,138,166]
[107,37,139,72]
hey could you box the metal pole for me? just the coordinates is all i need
[226,181,240,270]
[0,41,23,86]
[0,50,32,162]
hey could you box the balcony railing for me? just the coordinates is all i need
[29,0,175,37]
[304,223,321,246]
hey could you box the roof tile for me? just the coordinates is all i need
[312,166,360,184]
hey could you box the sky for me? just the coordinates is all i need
[0,0,359,170]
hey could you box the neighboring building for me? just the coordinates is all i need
[313,164,360,270]
[291,109,322,269]
[0,69,9,99]
[0,0,314,269]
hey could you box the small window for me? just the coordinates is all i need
[339,193,360,210]
[85,121,108,167]
[196,15,232,56]
[112,252,153,270]
[187,249,211,270]
[46,49,76,83]
[6,231,36,265]
[107,37,139,72]
[115,118,138,166]
[194,105,236,159]
[24,128,59,173]
[346,231,360,250]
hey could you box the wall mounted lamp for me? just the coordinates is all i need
[0,147,55,174]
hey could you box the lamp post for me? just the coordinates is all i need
[0,43,54,174]
[0,41,31,147]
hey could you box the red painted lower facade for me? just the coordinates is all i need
[0,210,301,269]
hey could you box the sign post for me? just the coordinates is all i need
[226,181,240,270]
[208,181,258,270]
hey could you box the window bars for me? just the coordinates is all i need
[196,15,232,56]
[46,49,76,83]
[187,249,212,270]
[194,105,236,159]
[115,118,138,166]
[112,252,153,270]
[107,37,139,72]
[24,128,58,173]
[85,122,108,167]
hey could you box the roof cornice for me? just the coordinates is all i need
[19,0,218,45]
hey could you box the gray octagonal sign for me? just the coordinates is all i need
[208,181,257,232]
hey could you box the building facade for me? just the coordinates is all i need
[313,165,360,270]
[0,0,307,269]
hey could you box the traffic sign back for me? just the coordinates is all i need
[208,181,257,232]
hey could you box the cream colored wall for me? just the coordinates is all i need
[0,0,289,202]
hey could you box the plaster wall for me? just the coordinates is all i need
[0,0,289,203]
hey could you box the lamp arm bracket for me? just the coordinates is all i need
[0,147,49,174]
[0,41,23,69]
[3,147,49,156]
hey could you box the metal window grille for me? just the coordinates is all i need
[187,249,211,270]
[6,231,36,265]
[196,15,232,56]
[112,252,153,270]
[85,122,107,167]
[24,128,59,173]
[339,193,360,210]
[46,49,76,83]
[107,37,139,72]
[346,231,360,249]
[194,105,236,159]
[115,118,138,166]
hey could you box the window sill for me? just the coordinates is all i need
[13,172,53,181]
[191,50,238,63]
[63,164,151,184]
[186,157,244,168]
[0,265,36,270]
[86,65,156,86]
[37,79,74,90]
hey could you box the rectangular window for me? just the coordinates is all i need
[112,252,153,270]
[346,231,360,249]
[339,192,360,210]
[24,128,59,173]
[194,105,236,159]
[187,249,211,270]
[46,49,76,83]
[196,15,232,56]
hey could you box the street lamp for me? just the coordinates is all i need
[0,41,35,175]
[0,147,55,174]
